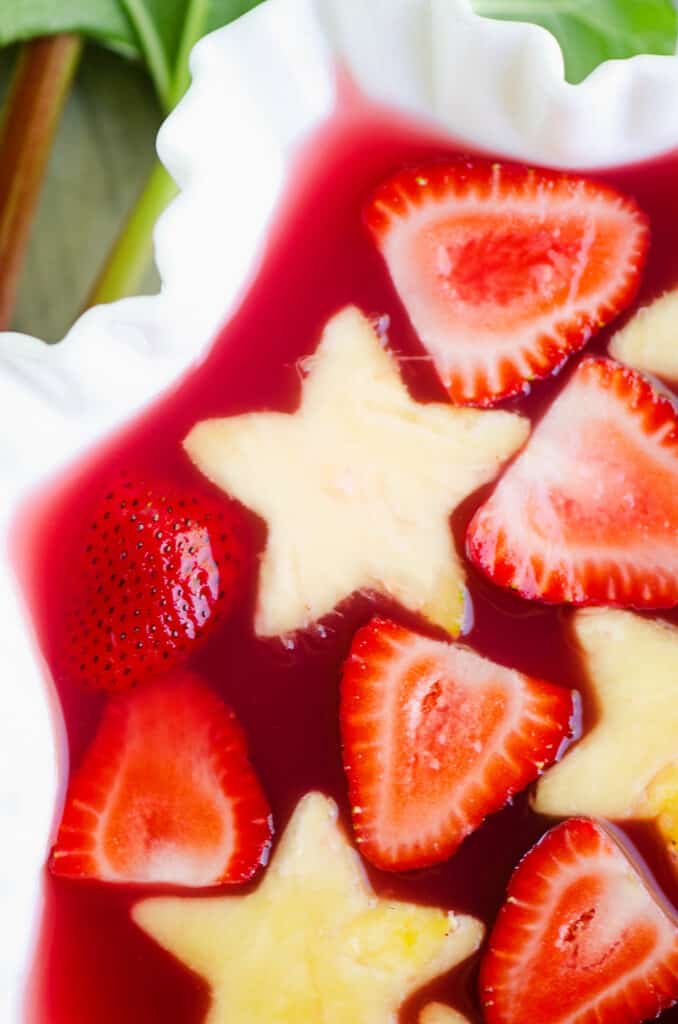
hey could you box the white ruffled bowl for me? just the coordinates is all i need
[2,0,678,1018]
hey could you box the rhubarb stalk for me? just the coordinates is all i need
[0,35,82,330]
[86,0,208,309]
[85,160,177,308]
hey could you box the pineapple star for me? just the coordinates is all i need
[535,609,678,820]
[610,288,678,384]
[133,793,483,1024]
[184,307,528,637]
[420,1004,471,1023]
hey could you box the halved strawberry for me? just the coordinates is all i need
[365,159,649,406]
[467,357,678,607]
[340,618,574,872]
[50,671,272,886]
[480,817,678,1024]
[60,475,245,692]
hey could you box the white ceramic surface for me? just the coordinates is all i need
[2,0,678,1018]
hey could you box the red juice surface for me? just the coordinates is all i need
[16,92,678,1024]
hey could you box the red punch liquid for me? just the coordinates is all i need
[15,88,678,1023]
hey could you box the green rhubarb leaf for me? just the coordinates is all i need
[3,1,676,94]
[0,0,266,110]
[87,0,267,304]
[206,0,266,33]
[0,1,139,57]
[115,0,265,109]
[472,0,678,83]
[117,0,186,109]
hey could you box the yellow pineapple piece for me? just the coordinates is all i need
[535,609,678,819]
[639,762,678,873]
[185,307,528,637]
[420,1002,471,1023]
[134,793,483,1024]
[610,289,678,383]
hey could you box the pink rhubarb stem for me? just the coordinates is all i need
[0,34,83,330]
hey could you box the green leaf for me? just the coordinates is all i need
[3,0,677,93]
[206,0,266,34]
[0,1,139,56]
[117,0,180,109]
[0,44,162,340]
[0,0,265,110]
[472,0,678,83]
[114,1,266,109]
[0,0,272,326]
[77,0,267,306]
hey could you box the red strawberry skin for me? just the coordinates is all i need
[467,357,678,608]
[50,671,273,886]
[340,618,575,872]
[60,477,245,692]
[365,159,649,406]
[480,817,678,1024]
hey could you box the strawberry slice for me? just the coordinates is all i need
[467,357,678,607]
[340,618,574,871]
[50,671,273,886]
[480,817,678,1024]
[365,159,648,406]
[60,475,245,692]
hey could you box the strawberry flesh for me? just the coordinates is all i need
[467,357,678,607]
[365,159,649,406]
[340,618,575,871]
[50,671,273,886]
[60,476,245,692]
[480,817,678,1024]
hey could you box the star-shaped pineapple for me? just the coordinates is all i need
[534,610,678,840]
[610,289,678,383]
[134,793,483,1024]
[420,1004,471,1023]
[185,307,528,637]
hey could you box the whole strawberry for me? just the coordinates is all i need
[60,476,245,692]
